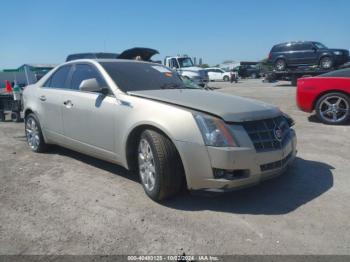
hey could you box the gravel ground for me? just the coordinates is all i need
[0,79,349,255]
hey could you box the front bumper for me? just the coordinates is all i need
[176,129,297,192]
[334,54,350,66]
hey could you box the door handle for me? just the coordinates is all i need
[39,95,46,101]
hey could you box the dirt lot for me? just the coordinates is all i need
[0,79,349,255]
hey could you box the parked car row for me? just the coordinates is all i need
[205,65,261,82]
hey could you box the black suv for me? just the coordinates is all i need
[268,41,349,71]
[234,65,261,78]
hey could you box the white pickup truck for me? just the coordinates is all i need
[163,56,209,87]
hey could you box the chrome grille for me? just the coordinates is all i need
[199,70,209,79]
[242,116,291,152]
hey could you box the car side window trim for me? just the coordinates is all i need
[42,65,73,90]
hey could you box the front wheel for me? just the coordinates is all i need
[319,56,333,69]
[223,76,229,82]
[315,92,350,125]
[137,129,184,201]
[25,113,48,152]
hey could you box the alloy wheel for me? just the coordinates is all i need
[320,57,332,69]
[138,138,156,191]
[319,96,349,123]
[25,117,40,150]
[275,60,286,71]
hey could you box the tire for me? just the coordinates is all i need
[319,56,333,69]
[11,111,21,122]
[223,76,229,82]
[251,73,257,79]
[291,76,298,86]
[0,112,5,122]
[274,59,286,71]
[25,113,48,152]
[315,92,350,125]
[137,129,184,201]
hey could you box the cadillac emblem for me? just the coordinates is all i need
[274,125,283,142]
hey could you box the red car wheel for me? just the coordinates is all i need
[315,92,350,124]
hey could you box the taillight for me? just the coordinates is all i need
[268,53,272,60]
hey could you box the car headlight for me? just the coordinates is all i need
[193,112,238,147]
[333,51,343,55]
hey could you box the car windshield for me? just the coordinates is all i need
[314,42,328,49]
[100,61,202,92]
[177,57,194,68]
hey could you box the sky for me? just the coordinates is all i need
[1,0,349,69]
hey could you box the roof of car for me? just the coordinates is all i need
[64,58,161,65]
[65,53,120,61]
[274,41,313,47]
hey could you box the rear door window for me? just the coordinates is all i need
[299,43,313,50]
[272,45,283,52]
[43,65,72,89]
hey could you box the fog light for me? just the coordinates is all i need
[213,169,226,179]
[213,168,250,180]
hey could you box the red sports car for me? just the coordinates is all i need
[296,68,350,124]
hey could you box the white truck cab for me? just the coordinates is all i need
[164,56,209,86]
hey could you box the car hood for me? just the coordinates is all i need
[118,47,159,61]
[128,89,281,122]
[329,48,349,54]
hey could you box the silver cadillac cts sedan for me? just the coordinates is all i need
[23,59,297,201]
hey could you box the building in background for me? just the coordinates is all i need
[0,64,56,88]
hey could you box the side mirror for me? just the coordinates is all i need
[79,78,103,93]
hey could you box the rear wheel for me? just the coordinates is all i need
[25,113,48,152]
[319,56,333,69]
[137,129,184,201]
[315,92,350,125]
[274,59,286,71]
[11,111,21,122]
